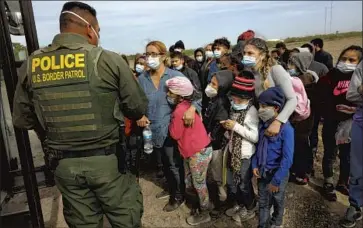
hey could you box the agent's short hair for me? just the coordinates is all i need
[60,1,97,29]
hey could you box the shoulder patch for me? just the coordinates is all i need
[29,49,88,89]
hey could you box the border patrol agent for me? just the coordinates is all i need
[12,2,148,228]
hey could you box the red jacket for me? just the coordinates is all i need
[169,101,210,158]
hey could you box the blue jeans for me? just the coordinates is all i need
[156,136,184,200]
[227,159,256,210]
[258,172,289,228]
[349,121,363,208]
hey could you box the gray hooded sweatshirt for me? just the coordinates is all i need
[290,52,319,83]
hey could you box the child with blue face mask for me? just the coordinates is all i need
[220,72,259,224]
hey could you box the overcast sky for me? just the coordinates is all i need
[11,1,363,55]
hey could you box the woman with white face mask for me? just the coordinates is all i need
[242,38,297,137]
[316,45,363,203]
[136,40,202,212]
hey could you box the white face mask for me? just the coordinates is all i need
[135,64,145,73]
[337,61,357,73]
[205,51,214,58]
[147,57,161,70]
[174,64,183,71]
[205,85,218,98]
[61,11,100,46]
[196,56,203,62]
[258,107,275,122]
[174,48,182,53]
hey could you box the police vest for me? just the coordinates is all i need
[28,44,119,146]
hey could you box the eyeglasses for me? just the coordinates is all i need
[145,52,162,58]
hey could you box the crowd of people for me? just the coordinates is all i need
[11,2,362,228]
[126,31,363,227]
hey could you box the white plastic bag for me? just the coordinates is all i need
[335,119,353,145]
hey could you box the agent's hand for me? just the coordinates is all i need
[265,120,282,137]
[220,119,236,131]
[253,168,260,178]
[136,115,150,127]
[268,183,279,193]
[183,106,196,127]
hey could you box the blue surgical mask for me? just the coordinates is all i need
[135,64,145,73]
[147,57,161,70]
[241,56,256,67]
[288,68,298,76]
[214,50,222,59]
[231,101,248,111]
[167,96,177,105]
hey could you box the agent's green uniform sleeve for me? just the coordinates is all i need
[12,60,38,130]
[98,50,148,121]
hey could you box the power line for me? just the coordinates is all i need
[330,1,333,33]
[324,7,327,34]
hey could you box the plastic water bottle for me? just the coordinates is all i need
[143,126,153,154]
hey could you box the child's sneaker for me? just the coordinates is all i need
[323,183,337,201]
[336,184,349,196]
[232,208,255,223]
[225,204,243,217]
[295,176,309,185]
[339,206,363,228]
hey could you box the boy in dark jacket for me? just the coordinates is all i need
[171,51,201,92]
[252,87,294,228]
[203,70,234,203]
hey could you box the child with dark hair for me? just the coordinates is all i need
[252,87,294,228]
[317,45,363,201]
[311,38,334,69]
[220,53,243,77]
[221,72,259,224]
[287,52,319,185]
[203,70,234,205]
[206,37,231,83]
[170,51,201,91]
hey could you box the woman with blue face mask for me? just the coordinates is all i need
[242,38,297,138]
[137,40,202,212]
[316,45,363,202]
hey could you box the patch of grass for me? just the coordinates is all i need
[124,31,362,59]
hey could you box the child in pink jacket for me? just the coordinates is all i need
[166,76,213,226]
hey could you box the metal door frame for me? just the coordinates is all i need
[0,1,44,227]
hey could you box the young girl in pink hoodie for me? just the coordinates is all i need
[166,76,213,226]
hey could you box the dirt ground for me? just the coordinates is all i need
[2,36,363,228]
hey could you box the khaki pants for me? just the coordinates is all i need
[54,154,143,228]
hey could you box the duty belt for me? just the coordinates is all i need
[60,143,117,159]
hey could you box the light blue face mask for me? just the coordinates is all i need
[241,55,256,67]
[288,68,298,76]
[135,64,145,73]
[231,101,248,111]
[167,96,177,105]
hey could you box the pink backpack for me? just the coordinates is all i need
[291,77,310,121]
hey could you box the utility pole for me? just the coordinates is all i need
[324,7,327,34]
[330,1,333,33]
